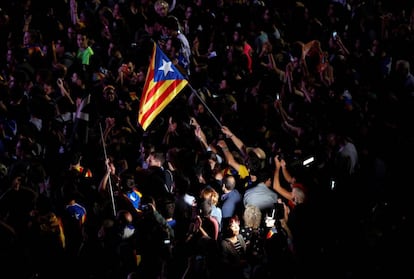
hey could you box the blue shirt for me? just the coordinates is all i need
[243,183,278,211]
[221,189,242,219]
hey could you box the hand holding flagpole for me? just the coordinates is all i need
[99,121,117,217]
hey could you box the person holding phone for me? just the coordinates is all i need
[272,154,307,209]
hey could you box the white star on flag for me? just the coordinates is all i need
[158,59,174,76]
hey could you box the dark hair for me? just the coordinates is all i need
[158,195,176,219]
[163,15,180,31]
[223,174,236,191]
[174,173,191,194]
[120,171,136,189]
[255,167,272,183]
[222,215,240,238]
[70,151,82,165]
[246,156,263,175]
[199,198,212,217]
[151,151,166,165]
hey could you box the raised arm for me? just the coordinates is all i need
[272,155,293,202]
[221,126,247,158]
[217,139,241,173]
[98,158,115,194]
[190,117,209,150]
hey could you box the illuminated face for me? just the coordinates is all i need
[77,34,88,49]
[229,221,240,235]
[147,154,161,167]
[23,31,32,46]
[155,0,168,17]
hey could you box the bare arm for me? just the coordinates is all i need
[70,0,79,25]
[221,126,247,158]
[189,117,210,150]
[98,158,112,193]
[272,155,293,202]
[57,78,75,105]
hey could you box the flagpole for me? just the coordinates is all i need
[188,84,223,129]
[99,122,117,217]
[138,41,223,131]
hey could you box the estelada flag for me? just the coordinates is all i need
[138,42,188,131]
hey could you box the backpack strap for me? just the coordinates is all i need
[164,169,175,193]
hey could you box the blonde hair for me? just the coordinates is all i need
[243,204,262,229]
[200,186,219,206]
[154,0,169,15]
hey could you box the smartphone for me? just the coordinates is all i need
[276,93,280,100]
[208,51,217,59]
[330,179,336,190]
[332,31,338,40]
[302,156,314,166]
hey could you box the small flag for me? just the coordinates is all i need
[138,42,188,131]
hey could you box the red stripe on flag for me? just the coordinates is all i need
[139,80,185,123]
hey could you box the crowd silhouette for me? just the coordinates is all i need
[0,0,412,278]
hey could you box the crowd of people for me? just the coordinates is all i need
[0,0,412,278]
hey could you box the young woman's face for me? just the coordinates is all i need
[229,221,240,235]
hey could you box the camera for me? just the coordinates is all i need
[140,204,151,212]
[100,67,109,75]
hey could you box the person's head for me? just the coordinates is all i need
[147,151,165,168]
[103,84,117,102]
[199,198,212,217]
[162,15,180,37]
[396,59,410,78]
[117,209,133,225]
[243,204,262,229]
[69,151,82,167]
[116,209,135,239]
[67,25,77,40]
[174,173,191,195]
[222,174,236,193]
[200,186,219,206]
[23,29,40,47]
[158,195,175,220]
[255,167,273,186]
[70,70,86,88]
[206,150,219,166]
[246,147,266,170]
[223,215,240,238]
[154,0,169,17]
[120,171,136,191]
[76,31,89,49]
[15,137,33,159]
[291,183,307,205]
[194,161,213,185]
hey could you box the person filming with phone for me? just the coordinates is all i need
[272,154,325,278]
